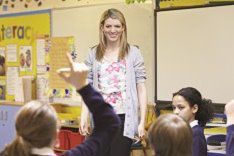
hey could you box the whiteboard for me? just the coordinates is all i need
[52,3,155,102]
[157,5,234,104]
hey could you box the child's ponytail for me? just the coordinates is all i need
[2,135,31,156]
[196,98,213,127]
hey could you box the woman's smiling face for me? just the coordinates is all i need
[102,17,124,44]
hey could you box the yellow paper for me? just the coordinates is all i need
[0,10,50,101]
[49,37,73,89]
[204,127,226,135]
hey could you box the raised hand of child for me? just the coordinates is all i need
[57,53,89,91]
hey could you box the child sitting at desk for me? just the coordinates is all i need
[172,87,213,156]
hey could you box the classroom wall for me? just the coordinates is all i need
[52,3,155,103]
[0,0,152,14]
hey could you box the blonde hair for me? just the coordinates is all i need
[1,101,57,156]
[96,8,129,61]
[148,114,192,156]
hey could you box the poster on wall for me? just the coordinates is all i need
[0,47,6,76]
[36,38,48,74]
[47,36,77,98]
[36,75,49,102]
[19,46,32,72]
[0,10,51,101]
[6,67,19,95]
[6,44,17,62]
[0,79,6,100]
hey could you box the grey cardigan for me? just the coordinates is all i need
[85,45,146,139]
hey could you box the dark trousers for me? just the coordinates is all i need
[104,114,133,156]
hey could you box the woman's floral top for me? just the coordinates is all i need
[97,58,127,114]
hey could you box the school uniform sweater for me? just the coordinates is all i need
[226,124,234,156]
[190,120,207,156]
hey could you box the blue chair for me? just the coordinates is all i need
[207,134,226,156]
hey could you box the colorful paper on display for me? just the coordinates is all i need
[0,10,51,101]
[46,36,77,98]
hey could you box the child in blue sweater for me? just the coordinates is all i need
[172,87,213,156]
[0,54,120,156]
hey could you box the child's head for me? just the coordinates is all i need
[148,114,192,156]
[172,87,213,126]
[2,101,58,156]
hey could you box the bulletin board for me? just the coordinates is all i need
[156,5,234,104]
[0,10,51,101]
[51,3,155,102]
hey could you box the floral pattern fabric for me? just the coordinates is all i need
[97,58,126,114]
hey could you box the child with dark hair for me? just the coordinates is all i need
[172,87,213,156]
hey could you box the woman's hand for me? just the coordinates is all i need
[79,115,91,136]
[138,122,145,139]
[57,53,89,90]
[79,104,91,136]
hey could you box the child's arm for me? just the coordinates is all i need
[65,84,120,156]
